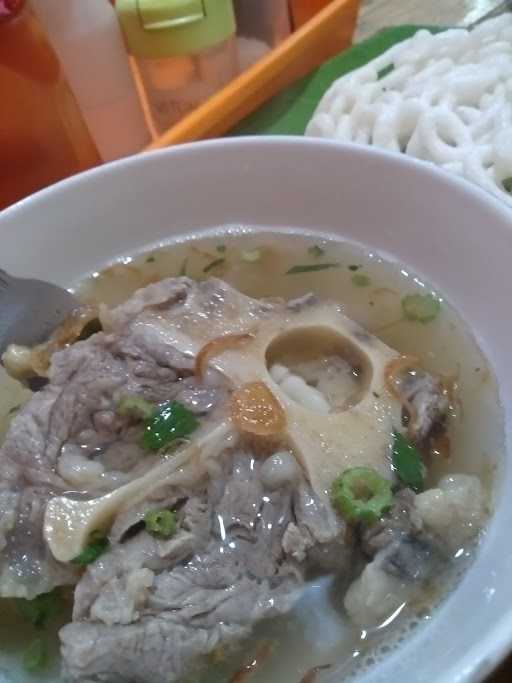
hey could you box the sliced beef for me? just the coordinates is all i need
[362,489,446,583]
[345,489,448,628]
[362,489,423,558]
[0,278,236,598]
[402,370,449,442]
[60,452,341,683]
[0,274,457,678]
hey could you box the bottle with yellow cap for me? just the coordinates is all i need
[116,0,238,138]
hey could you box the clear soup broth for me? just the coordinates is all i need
[0,228,503,683]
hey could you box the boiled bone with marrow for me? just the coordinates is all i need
[44,279,404,562]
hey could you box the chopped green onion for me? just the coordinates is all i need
[216,244,226,253]
[23,638,48,672]
[241,248,263,263]
[348,264,360,271]
[116,395,155,421]
[331,467,393,524]
[180,258,188,277]
[351,273,371,287]
[142,400,199,452]
[308,245,325,258]
[146,255,156,263]
[392,431,425,492]
[16,590,62,629]
[203,257,225,274]
[144,509,177,538]
[377,63,394,80]
[72,531,109,566]
[402,293,440,323]
[503,177,512,193]
[286,263,340,275]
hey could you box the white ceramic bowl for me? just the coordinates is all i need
[1,137,512,683]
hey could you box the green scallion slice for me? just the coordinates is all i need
[142,401,199,452]
[71,531,109,566]
[331,467,393,524]
[402,293,440,323]
[116,395,155,421]
[144,509,177,538]
[203,258,225,273]
[392,431,425,492]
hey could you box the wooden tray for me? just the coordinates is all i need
[146,0,360,149]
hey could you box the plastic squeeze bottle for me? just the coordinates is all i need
[116,0,238,139]
[30,0,150,160]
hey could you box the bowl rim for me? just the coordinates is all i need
[2,136,512,229]
[1,136,511,683]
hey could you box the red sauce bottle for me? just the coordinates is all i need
[289,0,333,29]
[0,0,101,209]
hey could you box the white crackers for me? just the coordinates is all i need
[306,15,512,207]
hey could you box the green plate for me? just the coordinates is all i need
[230,25,443,137]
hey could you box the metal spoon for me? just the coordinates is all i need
[0,269,78,357]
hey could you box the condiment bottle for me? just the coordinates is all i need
[0,0,101,209]
[116,0,238,138]
[30,0,150,161]
[289,0,333,29]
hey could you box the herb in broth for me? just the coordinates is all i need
[203,257,226,273]
[241,248,264,263]
[72,531,109,566]
[142,401,199,451]
[17,590,62,629]
[402,293,440,323]
[286,263,340,274]
[144,509,177,538]
[377,63,395,80]
[392,431,425,492]
[308,245,325,258]
[351,273,371,287]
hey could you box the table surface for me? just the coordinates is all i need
[356,1,509,681]
[356,0,505,38]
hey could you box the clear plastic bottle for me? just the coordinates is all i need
[116,0,238,138]
[30,0,150,161]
